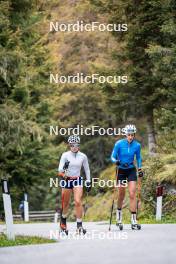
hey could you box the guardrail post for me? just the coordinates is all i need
[24,193,29,222]
[1,179,15,240]
[156,185,164,220]
[54,211,59,223]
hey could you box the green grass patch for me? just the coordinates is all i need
[139,217,176,224]
[110,218,176,224]
[0,234,56,247]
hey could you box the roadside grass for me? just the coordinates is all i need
[83,190,176,223]
[83,151,176,223]
[0,234,56,247]
[112,215,176,224]
[138,217,176,224]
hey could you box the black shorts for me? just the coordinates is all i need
[117,167,137,184]
[60,177,83,189]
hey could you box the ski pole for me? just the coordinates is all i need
[108,191,115,231]
[59,160,70,223]
[109,167,118,231]
[136,177,142,220]
[83,192,88,218]
[59,191,64,225]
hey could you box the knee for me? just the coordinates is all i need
[74,199,82,207]
[129,191,136,200]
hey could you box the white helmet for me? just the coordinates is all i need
[68,135,80,144]
[124,124,137,135]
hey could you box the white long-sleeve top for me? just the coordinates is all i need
[58,151,90,181]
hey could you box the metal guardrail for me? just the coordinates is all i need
[13,210,61,222]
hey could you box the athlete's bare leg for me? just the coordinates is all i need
[73,186,83,219]
[117,184,126,208]
[61,188,72,216]
[128,181,137,212]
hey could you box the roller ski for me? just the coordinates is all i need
[76,222,86,235]
[131,221,141,230]
[116,209,123,230]
[116,222,123,231]
[76,226,86,235]
[60,224,68,235]
[60,216,68,235]
[131,212,141,230]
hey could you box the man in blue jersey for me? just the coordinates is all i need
[111,124,144,230]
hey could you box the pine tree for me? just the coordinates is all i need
[90,0,176,155]
[0,0,55,211]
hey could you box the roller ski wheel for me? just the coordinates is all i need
[76,227,87,235]
[60,228,68,235]
[131,223,141,230]
[116,223,123,231]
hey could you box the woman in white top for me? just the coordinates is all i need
[58,135,91,234]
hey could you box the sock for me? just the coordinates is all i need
[61,215,66,225]
[77,218,82,228]
[131,212,137,224]
[116,208,122,223]
[62,213,68,218]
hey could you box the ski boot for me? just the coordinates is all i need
[60,216,68,235]
[116,221,123,231]
[76,223,87,235]
[60,223,68,235]
[131,221,141,230]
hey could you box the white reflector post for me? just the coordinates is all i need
[1,179,15,240]
[24,193,29,222]
[54,212,58,223]
[156,185,164,221]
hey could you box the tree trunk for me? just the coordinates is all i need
[146,110,157,156]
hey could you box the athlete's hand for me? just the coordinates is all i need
[58,172,68,180]
[116,160,120,166]
[85,180,91,192]
[138,169,144,177]
[63,175,68,181]
[58,172,64,177]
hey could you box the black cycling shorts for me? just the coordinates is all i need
[117,167,137,184]
[60,177,83,189]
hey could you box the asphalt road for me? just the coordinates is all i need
[0,222,176,264]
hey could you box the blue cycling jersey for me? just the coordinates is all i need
[111,138,142,169]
